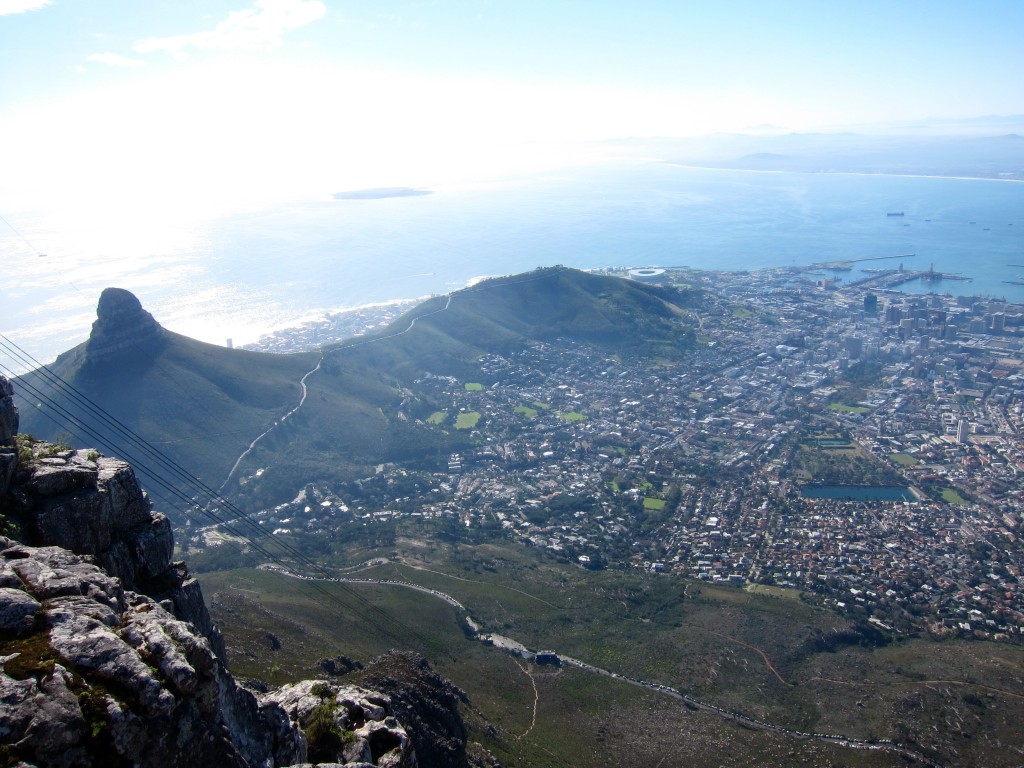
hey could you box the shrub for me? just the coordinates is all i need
[306,685,345,762]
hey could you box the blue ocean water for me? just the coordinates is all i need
[3,159,1023,370]
[209,161,1024,298]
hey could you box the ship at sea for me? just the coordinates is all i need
[886,211,905,216]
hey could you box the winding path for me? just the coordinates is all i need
[218,294,454,491]
[514,660,540,740]
[218,267,563,491]
[220,358,322,491]
[705,629,793,687]
[263,565,943,766]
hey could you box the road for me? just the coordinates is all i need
[263,565,942,766]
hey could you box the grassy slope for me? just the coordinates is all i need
[201,538,1024,768]
[16,332,319,489]
[344,267,697,382]
[16,268,698,507]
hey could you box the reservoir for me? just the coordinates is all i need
[800,485,916,501]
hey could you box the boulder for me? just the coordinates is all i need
[96,458,152,533]
[0,587,41,634]
[25,462,97,497]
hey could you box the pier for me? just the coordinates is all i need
[849,265,972,290]
[807,253,916,271]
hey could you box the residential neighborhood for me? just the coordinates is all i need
[215,265,1024,644]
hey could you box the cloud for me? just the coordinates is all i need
[134,0,326,57]
[0,0,51,15]
[87,52,147,69]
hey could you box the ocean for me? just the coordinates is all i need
[2,158,1023,373]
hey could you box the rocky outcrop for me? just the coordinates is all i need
[262,680,414,767]
[0,374,17,444]
[0,447,422,767]
[85,287,165,364]
[0,375,17,499]
[0,540,419,767]
[2,441,219,652]
[354,653,474,768]
[0,375,484,767]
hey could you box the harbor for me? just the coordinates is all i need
[806,254,974,291]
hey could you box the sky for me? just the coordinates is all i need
[1,0,1023,370]
[2,0,1024,216]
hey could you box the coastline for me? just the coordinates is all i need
[661,161,1024,184]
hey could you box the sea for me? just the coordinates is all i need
[2,158,1023,374]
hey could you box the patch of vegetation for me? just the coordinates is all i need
[306,683,347,762]
[204,533,1024,768]
[792,440,903,486]
[455,412,481,430]
[745,583,802,601]
[642,497,666,511]
[426,411,447,425]
[890,452,919,467]
[531,401,551,410]
[941,487,968,505]
[839,360,883,387]
[14,434,34,465]
[513,405,538,418]
[828,403,870,414]
[464,382,483,392]
[559,411,587,422]
[0,624,57,680]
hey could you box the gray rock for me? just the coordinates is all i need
[0,374,17,443]
[47,595,119,628]
[34,489,112,554]
[97,458,152,533]
[26,665,91,767]
[119,603,211,697]
[0,664,90,768]
[85,288,165,364]
[0,587,41,634]
[25,463,97,497]
[0,560,22,588]
[8,546,124,611]
[263,681,415,767]
[0,449,18,497]
[47,605,176,717]
[0,670,39,743]
[69,452,98,470]
[130,514,174,581]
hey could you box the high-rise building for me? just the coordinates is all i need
[845,336,863,359]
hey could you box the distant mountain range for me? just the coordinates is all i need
[16,268,699,514]
[605,127,1024,180]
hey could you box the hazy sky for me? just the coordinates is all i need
[2,0,1024,212]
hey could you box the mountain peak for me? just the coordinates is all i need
[86,287,164,363]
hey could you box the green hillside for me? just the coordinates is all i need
[345,267,697,381]
[17,330,320,493]
[16,268,699,512]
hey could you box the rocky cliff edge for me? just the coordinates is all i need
[0,374,485,768]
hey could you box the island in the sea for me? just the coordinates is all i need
[333,187,433,200]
